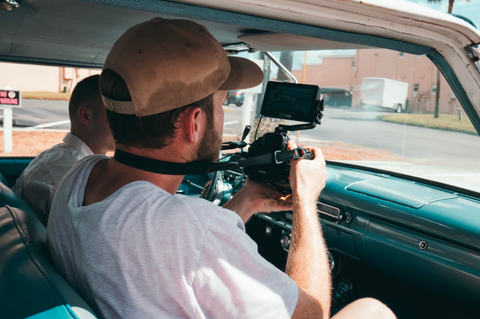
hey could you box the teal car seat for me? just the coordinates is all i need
[0,204,97,319]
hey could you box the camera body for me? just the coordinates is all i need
[245,130,291,185]
[244,81,324,188]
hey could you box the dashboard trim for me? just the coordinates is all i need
[326,161,480,200]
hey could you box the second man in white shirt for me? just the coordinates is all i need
[12,75,115,225]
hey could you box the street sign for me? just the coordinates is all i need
[0,90,21,107]
[0,89,21,153]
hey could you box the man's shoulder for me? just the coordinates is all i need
[13,143,77,186]
[38,142,84,163]
[124,189,242,232]
[174,196,244,231]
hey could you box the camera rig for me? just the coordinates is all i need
[112,81,324,201]
[214,81,325,195]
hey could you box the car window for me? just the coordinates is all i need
[222,49,480,194]
[0,63,100,156]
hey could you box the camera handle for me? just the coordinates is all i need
[237,147,313,167]
[275,122,317,133]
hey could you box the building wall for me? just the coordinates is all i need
[293,49,461,114]
[0,62,101,93]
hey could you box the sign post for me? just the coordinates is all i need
[0,90,21,153]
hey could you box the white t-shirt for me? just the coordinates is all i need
[12,133,93,225]
[47,155,298,319]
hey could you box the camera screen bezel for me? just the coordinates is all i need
[260,81,320,123]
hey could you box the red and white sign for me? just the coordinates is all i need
[0,90,21,107]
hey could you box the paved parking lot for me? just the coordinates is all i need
[223,104,480,169]
[6,100,480,169]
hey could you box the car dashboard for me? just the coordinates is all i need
[242,163,480,315]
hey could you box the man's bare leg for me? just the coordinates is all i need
[332,298,396,319]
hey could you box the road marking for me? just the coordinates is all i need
[224,121,239,126]
[31,120,70,128]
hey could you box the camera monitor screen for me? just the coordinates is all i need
[261,81,320,122]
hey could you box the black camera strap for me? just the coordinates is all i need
[114,148,311,175]
[114,149,237,175]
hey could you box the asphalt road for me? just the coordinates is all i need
[9,99,71,130]
[8,100,480,169]
[223,104,480,169]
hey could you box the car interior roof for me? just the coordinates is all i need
[0,0,434,69]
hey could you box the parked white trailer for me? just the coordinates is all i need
[360,78,409,113]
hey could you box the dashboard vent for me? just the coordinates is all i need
[317,202,342,223]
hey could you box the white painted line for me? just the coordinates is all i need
[32,120,70,128]
[223,121,239,126]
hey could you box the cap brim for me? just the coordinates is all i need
[219,56,264,91]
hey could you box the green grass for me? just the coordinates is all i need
[22,91,71,101]
[377,113,477,135]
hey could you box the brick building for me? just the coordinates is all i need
[292,49,461,114]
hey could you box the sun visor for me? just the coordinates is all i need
[238,32,376,52]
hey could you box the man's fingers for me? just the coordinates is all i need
[282,194,293,203]
[287,140,298,151]
[278,200,293,211]
[302,146,324,160]
[301,146,326,166]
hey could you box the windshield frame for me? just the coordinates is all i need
[427,50,480,135]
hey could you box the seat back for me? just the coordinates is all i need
[0,205,97,319]
[0,171,10,187]
[0,180,34,214]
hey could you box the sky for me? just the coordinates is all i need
[239,0,480,74]
[407,0,480,27]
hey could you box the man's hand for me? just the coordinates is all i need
[288,141,327,204]
[223,178,293,223]
[280,140,331,319]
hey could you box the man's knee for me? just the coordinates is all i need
[333,297,395,319]
[351,298,395,319]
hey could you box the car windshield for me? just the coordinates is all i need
[3,47,480,194]
[222,49,480,194]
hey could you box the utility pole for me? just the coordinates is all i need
[434,69,440,118]
[277,51,294,82]
[255,52,271,118]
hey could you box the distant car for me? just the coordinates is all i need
[321,88,352,108]
[224,90,245,106]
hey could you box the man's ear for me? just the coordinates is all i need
[77,106,92,127]
[182,106,203,143]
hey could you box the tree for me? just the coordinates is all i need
[428,0,470,118]
[277,51,294,82]
[427,0,470,13]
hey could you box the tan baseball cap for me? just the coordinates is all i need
[102,17,264,117]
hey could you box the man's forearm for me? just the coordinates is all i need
[286,194,331,318]
[222,189,254,223]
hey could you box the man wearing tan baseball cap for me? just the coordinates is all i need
[47,18,394,319]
